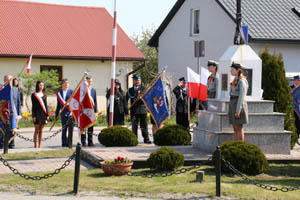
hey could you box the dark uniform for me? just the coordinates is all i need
[126,75,151,144]
[291,75,300,141]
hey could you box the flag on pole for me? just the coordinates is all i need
[187,67,209,101]
[199,67,209,101]
[26,54,33,74]
[0,83,17,143]
[141,75,169,128]
[69,79,96,133]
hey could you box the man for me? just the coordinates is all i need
[81,75,97,147]
[291,75,300,144]
[0,75,21,149]
[173,77,195,129]
[55,78,74,147]
[126,74,151,144]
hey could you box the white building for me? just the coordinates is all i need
[149,0,300,83]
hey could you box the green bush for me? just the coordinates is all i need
[260,47,298,148]
[154,124,191,146]
[147,147,184,171]
[213,141,268,175]
[98,126,138,147]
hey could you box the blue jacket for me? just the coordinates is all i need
[90,88,98,113]
[55,89,73,118]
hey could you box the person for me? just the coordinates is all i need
[81,75,98,147]
[228,62,249,141]
[291,75,300,144]
[13,78,23,129]
[0,75,21,149]
[207,60,219,99]
[173,77,195,129]
[31,81,49,148]
[126,74,151,144]
[55,78,74,147]
[106,79,128,125]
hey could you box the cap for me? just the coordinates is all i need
[294,75,300,80]
[115,79,121,84]
[230,62,243,69]
[207,60,218,66]
[178,77,185,82]
[132,74,141,80]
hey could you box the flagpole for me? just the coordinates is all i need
[49,74,86,131]
[108,0,117,127]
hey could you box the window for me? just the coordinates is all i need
[40,65,62,81]
[192,9,200,35]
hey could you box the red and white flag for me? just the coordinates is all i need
[69,80,96,132]
[187,67,209,101]
[26,54,33,74]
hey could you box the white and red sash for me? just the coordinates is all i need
[33,93,47,115]
[56,91,71,112]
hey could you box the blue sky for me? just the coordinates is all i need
[19,0,177,37]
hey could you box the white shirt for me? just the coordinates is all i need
[62,90,67,100]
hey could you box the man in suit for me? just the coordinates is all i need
[0,75,21,149]
[55,78,74,147]
[81,75,97,147]
[126,74,151,144]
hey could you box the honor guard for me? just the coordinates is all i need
[126,74,151,144]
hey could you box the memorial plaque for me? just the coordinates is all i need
[221,74,228,91]
[243,68,252,95]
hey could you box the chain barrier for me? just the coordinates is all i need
[222,158,300,192]
[0,151,76,180]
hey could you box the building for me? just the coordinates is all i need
[149,0,300,83]
[0,0,145,111]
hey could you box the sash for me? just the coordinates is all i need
[56,91,71,112]
[33,93,47,115]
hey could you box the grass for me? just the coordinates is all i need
[0,164,300,199]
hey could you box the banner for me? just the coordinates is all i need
[141,76,169,128]
[0,84,16,143]
[291,84,300,118]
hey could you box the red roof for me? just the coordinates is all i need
[0,0,145,61]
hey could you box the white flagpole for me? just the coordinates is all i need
[109,0,117,126]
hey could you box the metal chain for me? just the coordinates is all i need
[0,151,76,180]
[222,158,300,192]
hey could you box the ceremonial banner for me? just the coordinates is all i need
[187,67,209,101]
[69,80,96,132]
[0,84,16,143]
[141,76,169,128]
[291,84,300,118]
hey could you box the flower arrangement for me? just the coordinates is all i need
[104,156,132,165]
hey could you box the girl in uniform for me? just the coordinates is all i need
[207,60,219,99]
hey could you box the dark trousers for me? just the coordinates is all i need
[61,116,74,147]
[294,112,300,138]
[81,126,94,145]
[176,113,189,129]
[131,114,149,141]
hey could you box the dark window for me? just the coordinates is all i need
[192,9,200,35]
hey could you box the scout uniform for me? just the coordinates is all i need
[207,60,219,99]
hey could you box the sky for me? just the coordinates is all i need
[19,0,177,37]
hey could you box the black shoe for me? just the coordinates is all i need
[144,139,152,144]
[88,143,94,147]
[8,146,15,149]
[82,144,86,147]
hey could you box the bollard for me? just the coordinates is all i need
[196,170,204,183]
[3,124,10,154]
[73,143,81,194]
[215,146,221,197]
[68,118,73,149]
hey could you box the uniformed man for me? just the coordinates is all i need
[126,74,151,144]
[291,75,300,143]
[173,77,195,129]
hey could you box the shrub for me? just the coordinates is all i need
[147,147,184,171]
[260,47,298,148]
[98,126,138,147]
[154,124,191,146]
[213,141,268,175]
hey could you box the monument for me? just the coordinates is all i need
[193,0,291,154]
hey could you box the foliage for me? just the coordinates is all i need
[259,47,298,148]
[98,126,138,147]
[104,156,132,164]
[212,141,268,175]
[153,124,191,146]
[147,147,184,171]
[131,27,158,85]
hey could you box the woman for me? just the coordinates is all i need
[229,62,248,141]
[31,81,49,148]
[207,60,219,99]
[13,78,23,129]
[106,79,128,125]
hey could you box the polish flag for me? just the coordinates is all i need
[187,67,200,99]
[199,67,209,101]
[26,54,33,74]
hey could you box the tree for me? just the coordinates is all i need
[131,27,158,85]
[19,70,61,111]
[259,47,298,148]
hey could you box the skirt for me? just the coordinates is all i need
[228,97,248,125]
